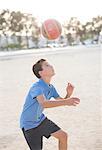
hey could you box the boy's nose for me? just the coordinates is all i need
[50,65,53,68]
[51,66,54,70]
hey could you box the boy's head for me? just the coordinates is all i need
[32,59,55,79]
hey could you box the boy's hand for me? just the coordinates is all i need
[66,82,74,97]
[66,97,80,106]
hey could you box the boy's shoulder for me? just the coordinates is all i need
[30,79,55,90]
[31,81,41,88]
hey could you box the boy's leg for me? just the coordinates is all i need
[22,128,43,150]
[51,129,68,150]
[42,118,68,150]
[22,118,68,150]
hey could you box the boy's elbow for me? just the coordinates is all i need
[41,101,50,108]
[40,101,46,108]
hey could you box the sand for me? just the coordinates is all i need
[0,45,102,150]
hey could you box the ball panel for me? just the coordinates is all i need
[41,23,50,39]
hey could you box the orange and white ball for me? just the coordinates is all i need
[41,19,62,40]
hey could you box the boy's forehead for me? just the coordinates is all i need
[42,61,49,65]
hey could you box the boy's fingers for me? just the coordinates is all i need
[75,99,80,102]
[69,97,80,106]
[68,83,71,86]
[72,97,80,101]
[68,82,74,88]
[72,99,79,103]
[74,101,80,104]
[73,101,80,106]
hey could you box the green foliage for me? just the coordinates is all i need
[4,43,22,50]
[9,11,24,32]
[63,16,102,43]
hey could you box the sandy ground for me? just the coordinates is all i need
[0,45,102,150]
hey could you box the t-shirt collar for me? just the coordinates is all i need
[39,79,51,88]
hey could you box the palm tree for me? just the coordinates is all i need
[63,17,83,45]
[9,11,24,48]
[0,9,10,50]
[31,23,40,48]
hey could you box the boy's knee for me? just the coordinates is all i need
[51,130,68,142]
[60,131,68,141]
[56,131,68,142]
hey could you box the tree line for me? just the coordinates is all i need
[63,16,102,45]
[0,9,102,50]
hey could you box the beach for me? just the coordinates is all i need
[0,45,102,150]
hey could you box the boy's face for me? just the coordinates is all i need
[39,61,55,78]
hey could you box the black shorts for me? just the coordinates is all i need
[22,117,61,150]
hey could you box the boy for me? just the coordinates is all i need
[20,59,80,150]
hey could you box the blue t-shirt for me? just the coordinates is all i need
[20,79,60,130]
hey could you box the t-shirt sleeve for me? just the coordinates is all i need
[52,86,60,98]
[30,86,43,99]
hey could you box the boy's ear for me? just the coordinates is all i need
[39,70,42,77]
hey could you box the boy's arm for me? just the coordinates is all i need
[55,96,69,101]
[55,82,74,100]
[37,94,80,108]
[55,93,70,100]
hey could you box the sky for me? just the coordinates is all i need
[0,0,102,23]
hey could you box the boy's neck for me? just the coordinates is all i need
[41,77,51,85]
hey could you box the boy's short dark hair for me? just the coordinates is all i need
[32,59,46,78]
